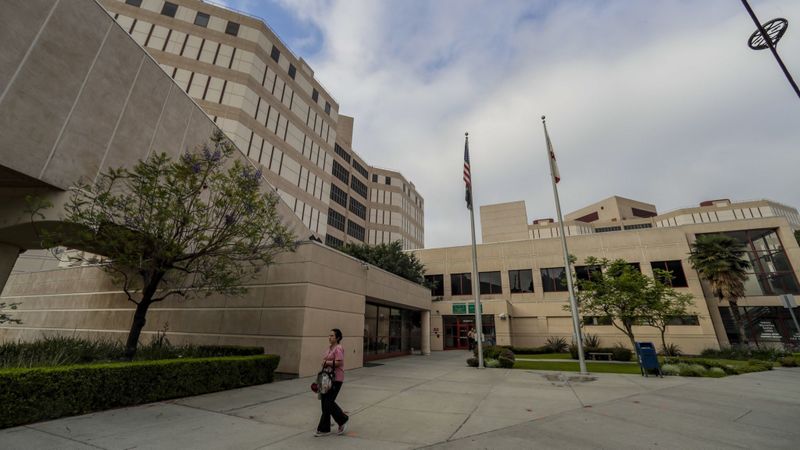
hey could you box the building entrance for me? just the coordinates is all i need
[443,315,495,350]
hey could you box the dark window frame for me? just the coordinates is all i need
[194,12,210,27]
[509,269,534,293]
[541,267,568,292]
[329,184,348,208]
[125,0,143,7]
[346,220,365,241]
[225,21,240,36]
[425,274,444,297]
[479,271,502,295]
[288,63,296,79]
[270,45,280,63]
[161,1,178,17]
[312,88,319,102]
[451,273,472,296]
[327,208,345,231]
[651,260,689,287]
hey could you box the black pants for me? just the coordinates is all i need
[317,381,348,433]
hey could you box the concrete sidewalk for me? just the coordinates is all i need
[2,351,798,449]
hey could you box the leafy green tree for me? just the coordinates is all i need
[338,241,426,284]
[30,131,296,358]
[0,302,21,325]
[641,272,694,355]
[689,234,751,346]
[568,257,652,351]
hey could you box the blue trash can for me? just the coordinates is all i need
[635,342,662,377]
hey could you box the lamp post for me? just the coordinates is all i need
[741,0,799,99]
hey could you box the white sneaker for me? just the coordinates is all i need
[337,421,349,435]
[314,431,330,437]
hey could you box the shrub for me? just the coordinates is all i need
[506,346,551,354]
[706,367,726,378]
[545,337,568,353]
[700,346,790,362]
[0,337,265,369]
[485,358,500,368]
[663,357,772,375]
[680,364,707,377]
[611,344,632,362]
[0,355,279,428]
[498,349,516,368]
[661,364,680,376]
[778,356,798,367]
[483,345,505,360]
[660,343,682,357]
[583,333,601,349]
[466,357,479,367]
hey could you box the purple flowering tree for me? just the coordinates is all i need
[34,131,296,358]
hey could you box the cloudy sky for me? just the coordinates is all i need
[216,0,799,249]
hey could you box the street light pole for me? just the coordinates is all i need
[740,0,800,99]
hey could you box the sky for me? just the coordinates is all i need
[214,0,800,249]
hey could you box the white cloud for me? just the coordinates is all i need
[271,0,800,248]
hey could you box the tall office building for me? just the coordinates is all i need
[100,0,424,250]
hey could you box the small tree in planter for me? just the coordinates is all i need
[642,272,694,356]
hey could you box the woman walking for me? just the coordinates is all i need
[315,328,349,437]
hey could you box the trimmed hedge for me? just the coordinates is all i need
[662,357,773,375]
[0,355,279,429]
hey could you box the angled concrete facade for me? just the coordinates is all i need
[0,0,431,375]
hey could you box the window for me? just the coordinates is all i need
[225,21,240,36]
[623,223,653,230]
[347,220,365,241]
[479,271,502,295]
[350,176,368,199]
[324,101,331,115]
[161,2,178,17]
[288,63,296,79]
[595,226,622,233]
[651,260,688,287]
[331,160,349,184]
[667,315,700,326]
[194,12,210,27]
[327,208,345,231]
[541,267,568,292]
[425,274,444,297]
[349,198,366,220]
[325,234,343,248]
[575,265,602,282]
[352,160,369,179]
[509,269,533,293]
[334,143,351,163]
[704,229,800,296]
[583,316,613,326]
[385,176,392,185]
[372,174,378,183]
[125,0,143,6]
[312,88,319,102]
[329,184,348,208]
[451,273,472,296]
[270,45,280,63]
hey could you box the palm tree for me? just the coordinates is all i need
[689,234,751,345]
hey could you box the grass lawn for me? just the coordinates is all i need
[514,360,641,374]
[515,353,572,360]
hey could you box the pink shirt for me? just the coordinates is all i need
[323,345,345,382]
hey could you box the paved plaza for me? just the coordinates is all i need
[2,351,798,449]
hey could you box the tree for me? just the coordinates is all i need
[30,131,296,358]
[689,234,751,346]
[570,257,653,352]
[0,302,21,325]
[642,271,694,355]
[337,241,426,284]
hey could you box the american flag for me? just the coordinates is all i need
[464,135,472,210]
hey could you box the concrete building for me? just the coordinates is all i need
[0,0,430,376]
[99,0,424,251]
[415,196,800,354]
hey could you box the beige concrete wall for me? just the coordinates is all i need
[565,196,657,223]
[480,201,529,244]
[415,213,800,354]
[0,242,432,376]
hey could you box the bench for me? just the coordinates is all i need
[588,352,613,361]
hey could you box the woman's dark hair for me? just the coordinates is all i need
[331,328,343,343]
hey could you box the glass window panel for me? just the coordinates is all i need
[509,269,533,293]
[365,303,377,355]
[541,267,567,292]
[479,271,502,294]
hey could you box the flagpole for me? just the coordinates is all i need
[465,132,484,368]
[541,116,588,375]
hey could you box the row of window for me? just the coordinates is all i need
[349,198,367,220]
[332,160,349,184]
[350,176,368,200]
[330,184,347,208]
[327,208,345,232]
[424,260,689,297]
[347,220,365,241]
[583,315,700,326]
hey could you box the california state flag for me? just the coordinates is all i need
[544,120,560,183]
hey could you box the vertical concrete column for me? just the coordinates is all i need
[0,243,21,296]
[421,310,431,355]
